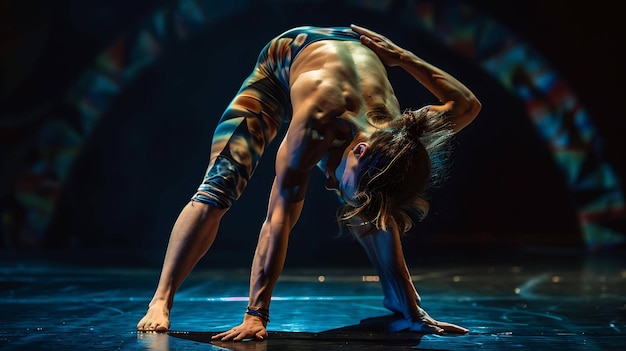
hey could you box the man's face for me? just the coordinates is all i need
[336,142,368,206]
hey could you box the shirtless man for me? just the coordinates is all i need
[137,24,481,340]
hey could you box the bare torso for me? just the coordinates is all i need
[284,40,401,189]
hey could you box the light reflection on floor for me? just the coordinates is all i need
[1,249,625,350]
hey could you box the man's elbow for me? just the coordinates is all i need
[452,97,481,133]
[468,96,482,122]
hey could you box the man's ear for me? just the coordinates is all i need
[353,142,369,159]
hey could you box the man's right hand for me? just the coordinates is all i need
[211,315,268,341]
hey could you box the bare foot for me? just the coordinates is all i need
[137,302,170,332]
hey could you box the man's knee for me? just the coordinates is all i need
[192,156,247,209]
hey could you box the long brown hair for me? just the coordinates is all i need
[338,107,453,236]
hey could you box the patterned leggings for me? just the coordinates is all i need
[191,26,359,208]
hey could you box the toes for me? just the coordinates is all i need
[137,319,169,333]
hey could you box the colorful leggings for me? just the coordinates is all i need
[191,26,359,208]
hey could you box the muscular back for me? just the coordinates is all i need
[284,40,401,175]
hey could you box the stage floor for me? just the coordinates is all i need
[2,248,625,350]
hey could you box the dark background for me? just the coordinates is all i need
[1,0,624,267]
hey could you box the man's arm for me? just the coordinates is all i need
[351,24,481,133]
[211,138,311,341]
[351,222,468,334]
[212,85,333,341]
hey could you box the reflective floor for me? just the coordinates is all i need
[2,247,625,350]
